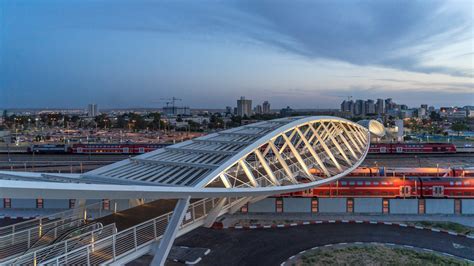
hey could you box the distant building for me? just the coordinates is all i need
[237,96,252,117]
[354,100,365,116]
[280,106,294,117]
[87,104,99,117]
[163,106,191,116]
[262,101,271,114]
[376,99,384,115]
[385,98,395,113]
[366,100,375,114]
[225,106,232,115]
[395,119,404,142]
[341,100,354,115]
[255,105,263,114]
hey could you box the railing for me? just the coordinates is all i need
[3,223,116,265]
[41,197,246,265]
[0,200,124,261]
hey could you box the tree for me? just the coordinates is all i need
[451,122,468,135]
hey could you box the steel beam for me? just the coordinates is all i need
[151,196,191,266]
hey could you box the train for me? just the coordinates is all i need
[27,143,171,154]
[369,142,456,154]
[27,142,458,155]
[280,176,474,199]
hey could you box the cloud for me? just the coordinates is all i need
[232,0,473,77]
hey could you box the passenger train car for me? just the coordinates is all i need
[369,143,456,154]
[281,176,474,199]
[28,143,170,154]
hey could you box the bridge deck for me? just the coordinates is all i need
[94,199,179,232]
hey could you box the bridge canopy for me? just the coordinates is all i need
[0,116,378,199]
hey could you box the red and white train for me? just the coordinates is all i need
[369,143,456,154]
[28,143,170,154]
[281,176,474,199]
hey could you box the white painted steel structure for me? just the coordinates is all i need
[0,116,376,199]
[0,116,379,265]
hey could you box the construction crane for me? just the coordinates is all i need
[151,97,182,108]
[337,95,353,101]
[160,97,182,108]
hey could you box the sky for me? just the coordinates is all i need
[0,0,473,109]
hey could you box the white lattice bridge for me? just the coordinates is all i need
[0,116,383,265]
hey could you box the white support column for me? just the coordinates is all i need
[269,142,297,184]
[294,127,329,177]
[279,129,298,153]
[129,199,142,208]
[203,197,227,228]
[281,133,313,178]
[219,174,232,188]
[239,161,258,187]
[320,123,351,165]
[335,123,362,153]
[74,199,86,220]
[254,149,280,186]
[150,196,191,266]
[347,124,365,147]
[330,122,357,159]
[228,197,252,214]
[293,127,311,149]
[308,124,342,171]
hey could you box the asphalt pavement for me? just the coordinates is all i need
[173,223,474,266]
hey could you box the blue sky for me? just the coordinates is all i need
[0,0,473,109]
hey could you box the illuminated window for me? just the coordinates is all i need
[69,199,76,209]
[36,198,44,209]
[275,198,283,213]
[347,198,354,213]
[418,199,425,214]
[311,198,318,213]
[240,203,248,213]
[454,199,461,215]
[382,199,389,214]
[103,199,110,210]
[4,198,11,208]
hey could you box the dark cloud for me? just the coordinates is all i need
[233,0,472,76]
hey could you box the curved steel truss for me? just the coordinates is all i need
[0,116,375,199]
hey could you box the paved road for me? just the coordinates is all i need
[173,223,474,266]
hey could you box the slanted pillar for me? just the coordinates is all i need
[73,199,86,220]
[150,196,191,266]
[128,198,143,208]
[203,197,227,227]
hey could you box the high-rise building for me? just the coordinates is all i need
[385,98,395,112]
[255,105,263,114]
[262,101,271,114]
[354,100,365,116]
[237,96,252,117]
[341,100,354,115]
[376,99,384,114]
[366,100,375,114]
[225,106,232,114]
[87,104,99,117]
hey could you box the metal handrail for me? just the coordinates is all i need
[40,197,234,265]
[0,201,102,237]
[3,223,116,265]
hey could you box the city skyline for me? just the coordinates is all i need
[1,0,473,109]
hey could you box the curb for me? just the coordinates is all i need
[214,220,473,239]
